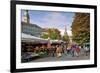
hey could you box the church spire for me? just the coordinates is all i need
[23,10,30,24]
[64,24,68,35]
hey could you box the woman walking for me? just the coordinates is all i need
[56,46,62,58]
[75,46,80,57]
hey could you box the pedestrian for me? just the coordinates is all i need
[51,46,56,57]
[71,45,76,57]
[84,47,89,56]
[67,44,71,55]
[75,46,80,57]
[56,46,62,58]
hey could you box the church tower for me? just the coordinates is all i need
[64,24,68,35]
[23,10,30,24]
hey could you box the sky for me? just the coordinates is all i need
[21,10,75,36]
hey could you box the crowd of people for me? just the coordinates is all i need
[22,43,90,58]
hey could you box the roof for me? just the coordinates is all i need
[22,33,64,44]
[21,22,42,29]
[22,33,47,43]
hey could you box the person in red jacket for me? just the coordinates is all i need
[75,46,80,57]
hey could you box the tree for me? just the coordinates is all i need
[62,34,69,43]
[71,13,90,45]
[41,33,48,39]
[41,28,61,40]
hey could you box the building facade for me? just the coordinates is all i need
[21,22,43,37]
[22,10,43,37]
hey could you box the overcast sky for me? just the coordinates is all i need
[21,10,75,36]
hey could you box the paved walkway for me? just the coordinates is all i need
[29,52,90,62]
